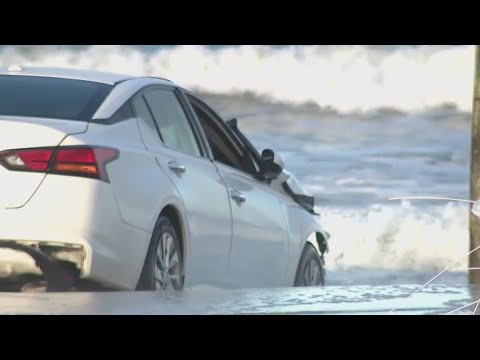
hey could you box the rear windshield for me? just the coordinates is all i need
[0,75,113,121]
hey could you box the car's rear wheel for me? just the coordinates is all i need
[137,216,183,291]
[294,243,325,287]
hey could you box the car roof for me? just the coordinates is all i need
[0,65,173,86]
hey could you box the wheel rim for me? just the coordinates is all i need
[302,259,323,286]
[154,232,181,290]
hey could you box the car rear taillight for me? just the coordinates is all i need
[53,147,118,181]
[0,148,54,172]
[0,146,118,182]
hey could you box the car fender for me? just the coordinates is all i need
[283,201,330,284]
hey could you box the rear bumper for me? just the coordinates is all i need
[0,241,76,291]
[0,240,86,277]
[0,175,98,279]
[0,174,151,290]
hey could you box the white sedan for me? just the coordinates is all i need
[0,65,330,291]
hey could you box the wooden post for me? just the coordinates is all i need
[469,45,480,284]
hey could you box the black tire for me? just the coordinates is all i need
[294,243,325,287]
[136,215,184,291]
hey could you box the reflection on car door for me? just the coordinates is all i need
[132,86,232,287]
[186,95,290,288]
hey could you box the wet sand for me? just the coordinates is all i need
[1,284,479,315]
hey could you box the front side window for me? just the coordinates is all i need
[143,89,201,157]
[0,75,112,120]
[188,95,256,176]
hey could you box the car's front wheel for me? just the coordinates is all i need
[137,216,183,291]
[294,243,325,287]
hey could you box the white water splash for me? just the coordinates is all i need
[319,203,469,271]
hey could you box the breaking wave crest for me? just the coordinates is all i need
[0,45,475,114]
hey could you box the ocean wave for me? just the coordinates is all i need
[0,45,475,113]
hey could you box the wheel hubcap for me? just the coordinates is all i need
[154,233,181,290]
[303,259,322,286]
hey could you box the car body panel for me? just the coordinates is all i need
[0,173,150,289]
[215,163,290,287]
[0,116,88,209]
[136,111,233,287]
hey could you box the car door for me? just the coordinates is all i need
[131,86,232,287]
[185,94,290,288]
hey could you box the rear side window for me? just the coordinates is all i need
[131,95,158,133]
[143,89,201,157]
[0,75,113,120]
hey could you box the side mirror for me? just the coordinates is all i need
[472,200,480,218]
[259,149,285,180]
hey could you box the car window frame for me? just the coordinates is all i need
[182,91,261,180]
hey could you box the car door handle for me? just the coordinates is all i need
[168,160,186,174]
[230,188,246,203]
